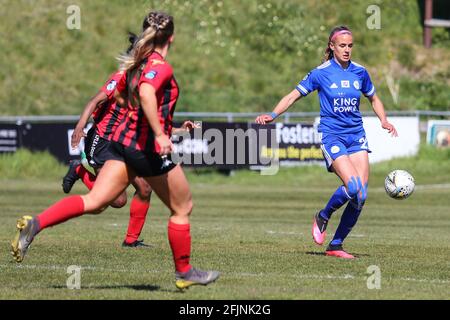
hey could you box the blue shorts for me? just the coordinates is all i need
[320,131,371,172]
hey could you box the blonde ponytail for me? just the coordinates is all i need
[118,11,174,72]
[118,27,157,71]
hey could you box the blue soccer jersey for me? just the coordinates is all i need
[296,59,376,135]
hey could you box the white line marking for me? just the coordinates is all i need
[370,183,450,193]
[1,265,449,285]
[0,264,161,274]
[348,234,365,238]
[414,183,450,190]
[195,183,450,194]
[231,272,450,284]
[399,277,450,284]
[266,230,303,236]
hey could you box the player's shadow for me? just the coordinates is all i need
[51,284,161,291]
[305,251,327,256]
[305,251,371,258]
[87,285,188,294]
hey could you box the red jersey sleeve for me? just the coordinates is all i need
[139,59,173,91]
[100,71,125,99]
[116,72,127,94]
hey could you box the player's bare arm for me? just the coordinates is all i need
[139,83,173,155]
[171,120,200,134]
[255,89,303,125]
[71,91,109,149]
[367,93,398,137]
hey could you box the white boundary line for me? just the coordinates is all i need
[1,264,448,285]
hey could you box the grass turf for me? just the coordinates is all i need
[0,161,449,299]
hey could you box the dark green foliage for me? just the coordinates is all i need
[0,0,448,116]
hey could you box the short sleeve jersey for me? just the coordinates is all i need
[92,71,127,140]
[296,59,376,135]
[112,51,179,153]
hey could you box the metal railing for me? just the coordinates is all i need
[0,110,449,124]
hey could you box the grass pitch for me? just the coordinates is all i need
[0,153,449,299]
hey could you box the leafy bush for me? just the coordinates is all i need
[0,149,66,179]
[0,0,448,115]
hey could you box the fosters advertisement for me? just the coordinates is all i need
[253,123,324,166]
[172,122,324,169]
[0,117,420,168]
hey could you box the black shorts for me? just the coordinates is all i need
[84,127,114,168]
[108,141,176,177]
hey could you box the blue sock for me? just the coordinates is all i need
[320,186,352,221]
[330,183,368,246]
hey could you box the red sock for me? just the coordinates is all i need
[124,196,150,243]
[168,221,192,273]
[37,195,85,230]
[75,166,96,190]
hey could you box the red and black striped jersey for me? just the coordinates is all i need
[92,71,127,140]
[112,51,179,153]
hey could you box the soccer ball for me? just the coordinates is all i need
[384,170,415,200]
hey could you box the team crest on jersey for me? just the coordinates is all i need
[353,80,360,90]
[341,80,350,88]
[106,80,117,91]
[145,71,158,79]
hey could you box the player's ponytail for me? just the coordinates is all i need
[118,11,174,72]
[126,32,138,54]
[323,25,351,63]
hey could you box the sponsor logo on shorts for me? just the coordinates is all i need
[89,134,100,162]
[331,145,340,154]
[160,156,173,169]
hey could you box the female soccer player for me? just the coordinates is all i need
[11,11,219,288]
[256,25,398,259]
[64,66,198,247]
[62,32,151,247]
[65,32,198,247]
[64,68,152,247]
